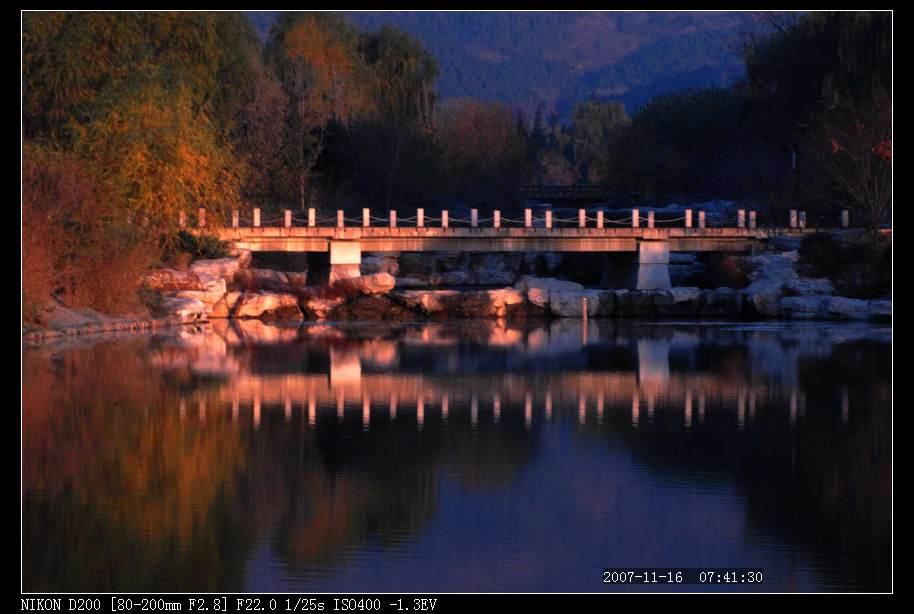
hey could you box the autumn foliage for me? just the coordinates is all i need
[22,146,158,319]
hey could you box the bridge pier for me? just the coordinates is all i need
[601,241,672,290]
[307,240,362,286]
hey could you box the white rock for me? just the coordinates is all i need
[143,268,203,292]
[234,292,301,318]
[784,277,835,296]
[825,296,873,320]
[549,289,604,317]
[514,276,584,307]
[190,257,242,283]
[779,296,826,319]
[741,253,799,316]
[869,300,892,318]
[333,272,395,295]
[159,296,206,323]
[393,290,460,314]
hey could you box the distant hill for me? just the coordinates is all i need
[247,11,759,119]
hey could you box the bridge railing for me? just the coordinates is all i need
[180,206,856,231]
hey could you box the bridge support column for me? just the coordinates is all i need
[601,241,671,290]
[307,240,362,286]
[635,241,671,290]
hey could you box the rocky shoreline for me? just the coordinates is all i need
[143,247,890,324]
[23,245,891,343]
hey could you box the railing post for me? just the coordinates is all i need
[390,210,397,228]
[308,208,316,227]
[632,208,639,228]
[337,210,344,228]
[232,210,239,228]
[284,209,292,228]
[749,211,757,229]
[493,210,500,228]
[579,209,586,228]
[840,209,849,228]
[738,208,746,228]
[789,209,798,228]
[363,208,370,227]
[545,210,552,229]
[685,209,692,228]
[198,208,206,228]
[253,208,261,228]
[471,209,478,228]
[417,208,424,228]
[441,210,448,228]
[647,210,655,228]
[799,211,807,229]
[596,210,604,229]
[698,211,706,229]
[524,208,532,228]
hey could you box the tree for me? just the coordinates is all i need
[438,99,531,206]
[800,90,891,232]
[267,13,369,212]
[569,99,629,183]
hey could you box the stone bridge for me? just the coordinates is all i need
[187,206,842,290]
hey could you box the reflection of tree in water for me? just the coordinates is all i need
[22,342,250,591]
[579,338,890,591]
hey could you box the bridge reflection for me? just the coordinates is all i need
[151,319,881,435]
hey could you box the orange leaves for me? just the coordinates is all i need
[873,139,891,160]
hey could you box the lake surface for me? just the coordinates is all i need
[22,319,892,592]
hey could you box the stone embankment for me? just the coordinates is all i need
[142,248,889,323]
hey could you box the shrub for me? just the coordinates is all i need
[164,230,229,261]
[800,232,890,298]
[22,145,159,319]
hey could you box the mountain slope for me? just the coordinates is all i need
[248,11,758,118]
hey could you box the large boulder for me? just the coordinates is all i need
[209,291,242,318]
[784,277,835,296]
[190,257,244,283]
[174,277,227,308]
[699,287,742,317]
[549,289,605,317]
[654,287,702,317]
[869,300,892,321]
[438,287,524,318]
[740,253,799,317]
[779,296,827,319]
[233,292,301,319]
[157,296,206,323]
[614,290,656,318]
[471,253,518,285]
[301,296,345,319]
[514,276,584,308]
[330,272,395,297]
[393,290,460,316]
[143,268,203,292]
[330,295,417,320]
[824,296,875,320]
[361,254,400,276]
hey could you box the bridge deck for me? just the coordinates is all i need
[212,226,816,253]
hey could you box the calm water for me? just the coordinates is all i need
[22,319,891,592]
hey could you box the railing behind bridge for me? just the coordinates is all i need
[181,207,853,231]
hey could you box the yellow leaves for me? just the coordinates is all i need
[76,84,243,230]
